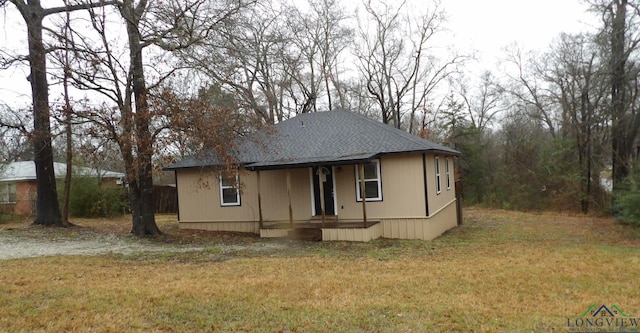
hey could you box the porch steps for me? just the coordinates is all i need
[309,215,338,223]
[287,228,323,241]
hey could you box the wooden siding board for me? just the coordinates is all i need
[320,224,382,242]
[179,221,259,234]
[425,155,456,217]
[176,168,313,224]
[380,202,457,240]
[334,155,426,220]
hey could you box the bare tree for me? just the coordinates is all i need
[355,0,466,130]
[455,71,505,132]
[547,33,609,213]
[0,104,31,161]
[178,2,293,123]
[590,0,640,193]
[50,0,250,235]
[502,45,562,138]
[285,0,353,112]
[501,34,611,212]
[1,0,116,226]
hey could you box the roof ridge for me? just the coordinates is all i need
[347,111,436,149]
[165,109,460,170]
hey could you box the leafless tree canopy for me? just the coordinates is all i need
[3,0,640,222]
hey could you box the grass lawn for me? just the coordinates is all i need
[1,209,639,332]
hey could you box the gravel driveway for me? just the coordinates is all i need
[0,229,290,260]
[0,233,207,260]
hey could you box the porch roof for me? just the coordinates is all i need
[165,109,460,171]
[245,152,377,170]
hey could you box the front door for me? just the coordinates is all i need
[312,166,335,216]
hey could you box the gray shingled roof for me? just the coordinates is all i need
[166,109,460,170]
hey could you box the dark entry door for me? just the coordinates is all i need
[312,166,335,215]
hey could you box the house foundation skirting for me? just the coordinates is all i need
[178,221,261,234]
[179,201,457,241]
[381,201,458,240]
[321,223,382,242]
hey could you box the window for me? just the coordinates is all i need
[445,157,451,190]
[355,160,382,201]
[0,183,17,203]
[219,175,240,206]
[435,156,441,194]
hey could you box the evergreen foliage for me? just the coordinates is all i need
[60,177,127,218]
[614,173,640,226]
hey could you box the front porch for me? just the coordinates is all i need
[260,219,382,242]
[253,162,382,242]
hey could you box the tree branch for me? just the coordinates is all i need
[42,0,118,17]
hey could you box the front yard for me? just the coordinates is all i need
[0,209,639,332]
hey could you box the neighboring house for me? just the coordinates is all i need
[165,109,461,242]
[0,161,125,215]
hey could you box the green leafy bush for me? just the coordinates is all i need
[60,177,127,218]
[614,174,640,227]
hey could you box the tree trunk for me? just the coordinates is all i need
[61,2,73,224]
[61,98,72,224]
[24,1,63,227]
[123,0,161,236]
[611,0,629,194]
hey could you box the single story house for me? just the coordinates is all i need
[0,161,125,215]
[165,109,461,242]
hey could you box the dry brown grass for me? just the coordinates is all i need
[1,209,639,332]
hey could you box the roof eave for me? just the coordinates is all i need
[246,157,378,171]
[163,162,251,172]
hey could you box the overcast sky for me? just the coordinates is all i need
[0,0,594,108]
[445,0,592,67]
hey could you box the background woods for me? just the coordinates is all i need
[2,0,640,228]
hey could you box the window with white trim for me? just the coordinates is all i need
[445,157,451,190]
[355,160,382,201]
[219,175,240,206]
[0,183,16,203]
[435,156,441,194]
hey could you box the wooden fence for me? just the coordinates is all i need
[154,185,177,213]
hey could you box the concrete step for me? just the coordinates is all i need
[309,215,338,223]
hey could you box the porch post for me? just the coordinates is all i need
[286,168,293,228]
[257,170,263,229]
[318,167,326,227]
[359,163,368,227]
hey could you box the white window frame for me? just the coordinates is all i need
[219,175,240,206]
[355,159,382,202]
[445,157,451,190]
[435,156,442,194]
[0,182,16,204]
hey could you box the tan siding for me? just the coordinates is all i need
[424,200,458,239]
[321,223,382,242]
[179,221,259,233]
[424,154,456,216]
[176,168,313,224]
[260,229,290,238]
[175,153,458,240]
[334,154,426,219]
[260,169,312,221]
[381,200,457,240]
[176,168,259,223]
